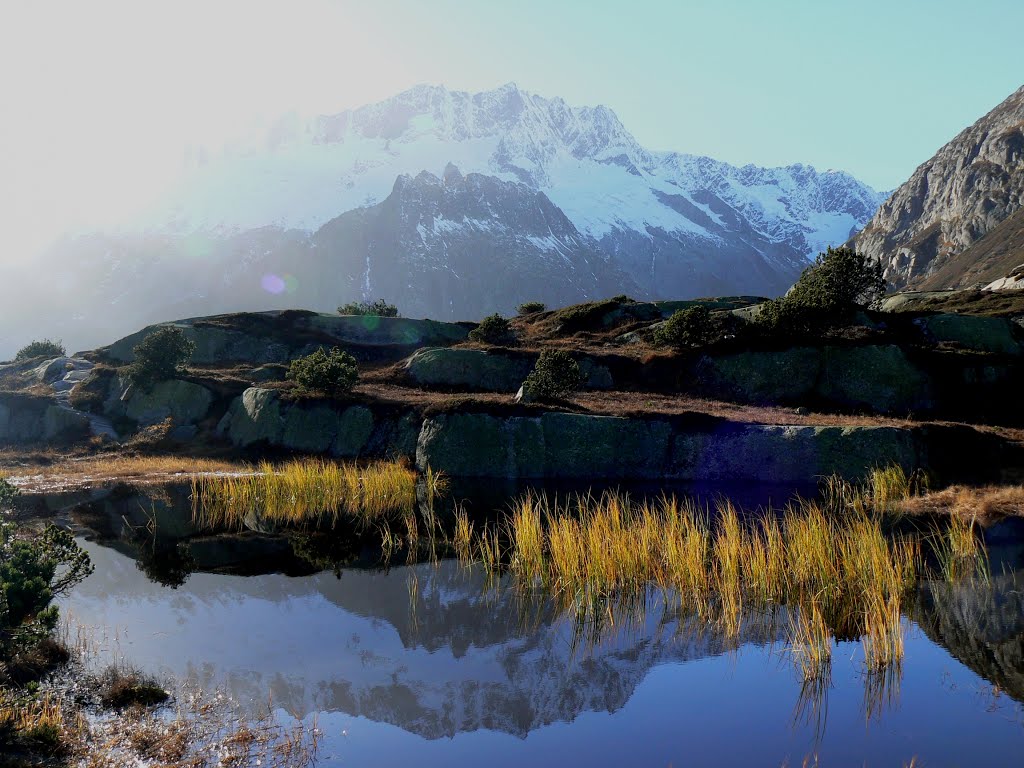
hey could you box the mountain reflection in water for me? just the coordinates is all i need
[59,525,1024,766]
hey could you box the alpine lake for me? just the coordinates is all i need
[37,474,1024,767]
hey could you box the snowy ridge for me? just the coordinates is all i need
[148,83,884,261]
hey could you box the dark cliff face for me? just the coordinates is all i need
[307,167,645,321]
[854,85,1024,289]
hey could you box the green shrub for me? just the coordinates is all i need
[14,340,65,361]
[517,301,546,315]
[653,306,714,348]
[523,350,582,400]
[0,525,93,657]
[286,347,358,397]
[756,246,884,333]
[338,299,399,317]
[98,666,169,709]
[0,479,18,511]
[469,314,516,345]
[127,327,195,389]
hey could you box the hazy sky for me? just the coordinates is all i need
[2,0,1022,258]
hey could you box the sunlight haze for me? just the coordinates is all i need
[1,0,1022,262]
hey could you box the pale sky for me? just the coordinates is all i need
[1,0,1022,261]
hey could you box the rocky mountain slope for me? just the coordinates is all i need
[5,83,885,358]
[915,206,1024,290]
[854,85,1024,288]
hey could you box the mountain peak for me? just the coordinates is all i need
[854,83,1024,288]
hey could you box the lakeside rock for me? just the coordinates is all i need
[414,412,930,483]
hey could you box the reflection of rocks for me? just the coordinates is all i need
[64,541,786,740]
[911,570,1024,703]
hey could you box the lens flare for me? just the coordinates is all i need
[261,273,286,295]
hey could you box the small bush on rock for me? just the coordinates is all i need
[469,314,516,345]
[14,340,65,361]
[287,347,358,397]
[338,299,399,317]
[127,327,195,389]
[653,306,714,348]
[523,350,582,401]
[517,302,546,315]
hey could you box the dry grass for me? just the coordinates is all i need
[791,605,833,682]
[458,469,989,677]
[900,484,1024,522]
[1,452,248,493]
[192,458,417,531]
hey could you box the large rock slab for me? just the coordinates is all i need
[415,412,923,483]
[696,348,821,403]
[43,406,91,441]
[103,312,470,366]
[405,348,532,392]
[0,393,89,443]
[218,388,284,446]
[817,345,933,413]
[405,348,613,393]
[106,322,293,366]
[218,387,375,458]
[694,344,935,414]
[667,424,920,482]
[124,379,214,426]
[914,313,1022,355]
[301,315,469,348]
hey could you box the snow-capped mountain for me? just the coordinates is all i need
[156,82,882,256]
[304,165,644,320]
[5,83,886,358]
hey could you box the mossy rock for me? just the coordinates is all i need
[540,413,671,478]
[817,345,932,413]
[124,379,214,426]
[405,348,532,392]
[302,315,469,347]
[331,406,375,457]
[668,424,920,483]
[218,388,283,446]
[280,404,340,453]
[416,413,545,477]
[43,406,91,442]
[914,313,1023,355]
[695,347,821,403]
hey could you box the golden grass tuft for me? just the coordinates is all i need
[191,458,417,531]
[459,468,988,676]
[791,605,833,682]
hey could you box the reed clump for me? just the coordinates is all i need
[191,458,417,531]
[461,468,984,675]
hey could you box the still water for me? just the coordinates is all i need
[60,524,1024,767]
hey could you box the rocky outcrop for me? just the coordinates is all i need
[854,85,1024,288]
[217,388,386,458]
[694,345,935,414]
[913,314,1023,355]
[101,311,470,366]
[414,411,924,483]
[0,392,90,443]
[123,380,214,427]
[405,348,533,392]
[404,348,613,392]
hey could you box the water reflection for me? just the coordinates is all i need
[52,487,1024,766]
